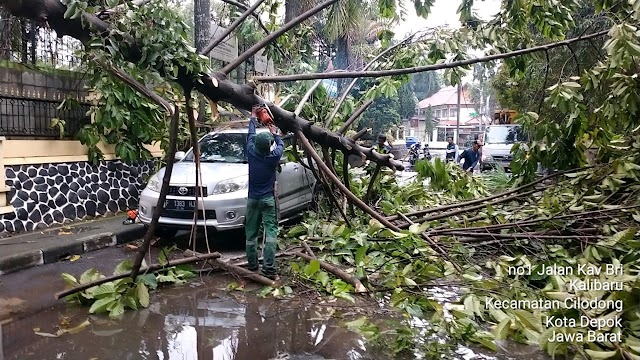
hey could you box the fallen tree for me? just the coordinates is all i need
[4,0,640,358]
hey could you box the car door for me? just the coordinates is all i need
[275,136,305,216]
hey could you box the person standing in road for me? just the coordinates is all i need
[458,140,482,173]
[445,137,459,162]
[245,105,284,281]
[376,134,392,154]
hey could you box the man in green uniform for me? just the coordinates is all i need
[245,106,284,281]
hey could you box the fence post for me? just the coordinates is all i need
[0,137,14,214]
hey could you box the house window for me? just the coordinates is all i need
[450,108,457,118]
[442,108,449,118]
[435,109,441,118]
[437,128,446,141]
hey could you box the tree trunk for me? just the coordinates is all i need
[285,0,304,23]
[334,35,349,92]
[193,0,210,123]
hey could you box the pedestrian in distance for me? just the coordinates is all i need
[245,105,284,281]
[375,134,392,154]
[445,137,459,163]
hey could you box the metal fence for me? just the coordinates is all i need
[0,14,87,138]
[0,16,83,70]
[0,95,91,138]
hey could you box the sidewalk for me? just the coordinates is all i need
[0,215,147,275]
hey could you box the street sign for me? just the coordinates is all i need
[254,49,274,74]
[209,24,238,63]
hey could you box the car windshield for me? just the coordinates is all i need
[484,126,527,144]
[184,133,247,163]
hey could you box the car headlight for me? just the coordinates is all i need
[147,175,161,192]
[213,175,249,194]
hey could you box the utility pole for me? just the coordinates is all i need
[456,83,461,146]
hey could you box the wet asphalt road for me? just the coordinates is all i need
[0,229,246,322]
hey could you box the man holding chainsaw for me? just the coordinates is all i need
[245,105,284,281]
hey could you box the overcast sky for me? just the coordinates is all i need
[392,0,502,83]
[394,0,502,36]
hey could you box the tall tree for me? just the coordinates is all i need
[470,63,497,117]
[396,82,416,119]
[411,72,441,101]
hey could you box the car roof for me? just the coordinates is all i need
[205,120,270,135]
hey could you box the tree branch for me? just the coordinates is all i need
[131,111,180,279]
[324,32,417,127]
[221,0,338,74]
[91,56,175,115]
[254,29,611,83]
[200,0,266,56]
[296,130,401,231]
[0,0,405,171]
[365,165,381,203]
[97,0,152,18]
[295,79,323,116]
[185,91,212,254]
[337,99,373,135]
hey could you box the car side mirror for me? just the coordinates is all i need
[175,151,186,161]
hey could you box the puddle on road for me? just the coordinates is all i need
[1,275,550,360]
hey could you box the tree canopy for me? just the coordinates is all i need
[3,0,640,358]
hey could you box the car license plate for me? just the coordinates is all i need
[164,199,196,211]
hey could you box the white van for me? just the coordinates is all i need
[480,124,527,172]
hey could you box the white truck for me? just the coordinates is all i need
[480,110,527,172]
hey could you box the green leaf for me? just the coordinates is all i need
[90,282,117,298]
[79,269,102,284]
[137,282,150,308]
[493,318,511,340]
[61,273,78,286]
[108,299,126,319]
[138,274,158,290]
[89,297,116,314]
[113,260,133,275]
[404,277,418,286]
[584,349,618,359]
[316,271,330,286]
[304,260,321,277]
[256,286,274,298]
[474,337,498,352]
[513,310,542,332]
[355,246,367,266]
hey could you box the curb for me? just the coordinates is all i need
[0,225,146,276]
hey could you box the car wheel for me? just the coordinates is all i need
[154,226,178,239]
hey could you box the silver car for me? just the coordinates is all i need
[137,127,316,238]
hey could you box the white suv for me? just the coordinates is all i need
[137,127,316,237]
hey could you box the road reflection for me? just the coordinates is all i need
[2,276,376,360]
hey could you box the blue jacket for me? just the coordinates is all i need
[459,148,480,171]
[247,117,284,199]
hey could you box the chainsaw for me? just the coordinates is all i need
[253,104,275,127]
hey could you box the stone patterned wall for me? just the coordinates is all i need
[1,160,155,233]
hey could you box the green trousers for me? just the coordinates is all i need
[245,196,279,276]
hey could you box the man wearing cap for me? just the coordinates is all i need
[458,140,482,172]
[245,106,284,280]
